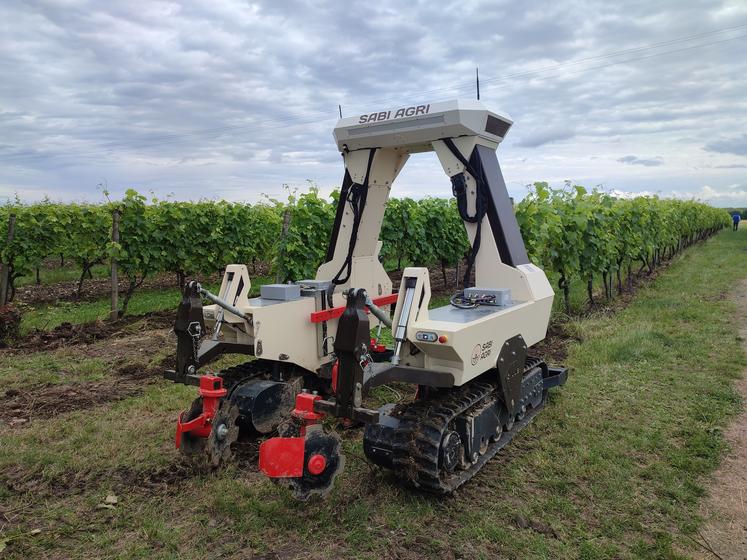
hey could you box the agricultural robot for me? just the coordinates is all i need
[165,99,567,498]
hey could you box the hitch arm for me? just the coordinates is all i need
[171,281,205,383]
[312,288,379,424]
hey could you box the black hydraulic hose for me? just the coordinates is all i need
[327,148,378,306]
[441,138,488,288]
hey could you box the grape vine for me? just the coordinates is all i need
[0,185,731,316]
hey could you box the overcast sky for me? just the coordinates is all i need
[1,0,746,206]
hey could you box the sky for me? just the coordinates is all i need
[1,0,746,206]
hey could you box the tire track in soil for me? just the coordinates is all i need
[2,441,263,504]
[694,278,747,560]
[0,264,660,513]
[0,467,173,543]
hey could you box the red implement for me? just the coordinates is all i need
[259,391,324,478]
[259,437,305,477]
[175,375,227,448]
[291,391,324,429]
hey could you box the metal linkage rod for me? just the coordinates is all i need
[198,284,249,321]
[364,294,393,328]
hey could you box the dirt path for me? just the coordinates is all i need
[695,278,747,559]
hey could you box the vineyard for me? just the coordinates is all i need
[0,187,741,560]
[0,185,730,316]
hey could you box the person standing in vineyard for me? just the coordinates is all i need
[733,212,741,231]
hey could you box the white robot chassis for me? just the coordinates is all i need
[165,100,567,498]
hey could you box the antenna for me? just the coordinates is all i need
[476,67,480,100]
[338,105,343,118]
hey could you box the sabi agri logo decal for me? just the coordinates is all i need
[357,104,431,124]
[471,341,493,366]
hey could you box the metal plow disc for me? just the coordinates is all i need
[179,397,209,459]
[179,397,240,470]
[260,424,345,501]
[286,427,345,501]
[205,400,240,468]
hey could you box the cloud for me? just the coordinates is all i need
[681,184,747,203]
[609,188,654,199]
[617,155,664,167]
[514,127,575,148]
[0,0,745,207]
[698,163,747,169]
[609,184,747,204]
[704,134,747,156]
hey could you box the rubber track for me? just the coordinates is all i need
[390,357,545,494]
[218,360,271,393]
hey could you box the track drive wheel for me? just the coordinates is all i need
[490,422,503,443]
[515,405,527,422]
[504,413,515,433]
[439,429,464,473]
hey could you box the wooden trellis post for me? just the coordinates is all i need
[0,214,16,306]
[110,209,120,321]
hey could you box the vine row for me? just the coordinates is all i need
[0,185,731,315]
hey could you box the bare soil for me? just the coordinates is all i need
[14,271,189,306]
[1,261,654,429]
[388,264,464,298]
[530,323,578,364]
[11,310,175,351]
[2,460,195,500]
[0,243,740,558]
[695,278,747,559]
[0,330,175,428]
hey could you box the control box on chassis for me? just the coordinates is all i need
[165,99,567,498]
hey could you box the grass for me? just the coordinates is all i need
[1,229,745,559]
[15,263,110,287]
[19,275,274,334]
[20,289,186,333]
[18,268,600,336]
[0,351,109,390]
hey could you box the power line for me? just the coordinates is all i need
[481,25,747,84]
[346,32,747,106]
[2,25,746,164]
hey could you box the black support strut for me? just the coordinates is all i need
[496,334,528,416]
[472,144,530,267]
[314,288,379,424]
[172,281,205,383]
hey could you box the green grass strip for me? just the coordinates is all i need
[1,230,745,559]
